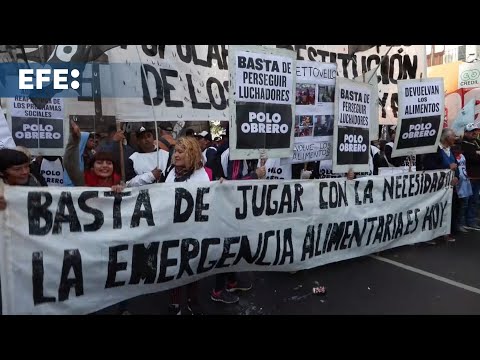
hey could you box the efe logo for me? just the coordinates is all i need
[19,68,80,90]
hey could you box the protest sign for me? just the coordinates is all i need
[229,45,296,160]
[7,95,65,156]
[0,105,15,149]
[392,78,443,157]
[333,77,373,173]
[291,61,336,163]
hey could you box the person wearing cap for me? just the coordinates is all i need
[461,122,480,230]
[156,123,176,153]
[185,128,195,137]
[195,131,217,174]
[125,126,170,186]
[212,136,222,148]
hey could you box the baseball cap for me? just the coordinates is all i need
[195,131,212,141]
[159,122,173,132]
[465,123,480,132]
[136,126,154,137]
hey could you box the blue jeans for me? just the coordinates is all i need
[466,180,480,226]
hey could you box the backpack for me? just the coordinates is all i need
[210,146,226,180]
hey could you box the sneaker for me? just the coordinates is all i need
[425,240,436,245]
[457,225,469,233]
[210,289,239,304]
[186,300,204,315]
[168,304,181,315]
[444,235,456,242]
[226,279,252,292]
[464,224,480,231]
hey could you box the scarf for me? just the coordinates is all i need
[174,166,194,182]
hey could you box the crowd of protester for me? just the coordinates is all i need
[1,121,478,315]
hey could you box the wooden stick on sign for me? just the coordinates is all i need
[116,121,126,183]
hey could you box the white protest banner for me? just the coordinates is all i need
[333,77,373,173]
[0,170,452,314]
[275,45,427,125]
[0,105,15,149]
[104,45,424,125]
[458,62,480,89]
[290,61,336,163]
[106,45,229,122]
[6,95,65,156]
[378,166,415,176]
[392,78,444,158]
[229,45,296,160]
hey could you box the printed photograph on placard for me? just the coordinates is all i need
[313,115,334,136]
[317,85,335,104]
[289,61,337,164]
[295,83,316,105]
[295,115,313,137]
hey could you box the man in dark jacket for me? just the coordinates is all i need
[461,122,480,229]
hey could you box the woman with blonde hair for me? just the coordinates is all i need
[165,136,209,315]
[165,136,209,183]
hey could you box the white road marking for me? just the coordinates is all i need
[370,255,480,295]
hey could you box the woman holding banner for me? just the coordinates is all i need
[63,120,129,314]
[164,136,209,315]
[0,148,45,205]
[64,120,124,191]
[0,147,46,315]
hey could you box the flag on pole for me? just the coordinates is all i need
[452,99,475,136]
